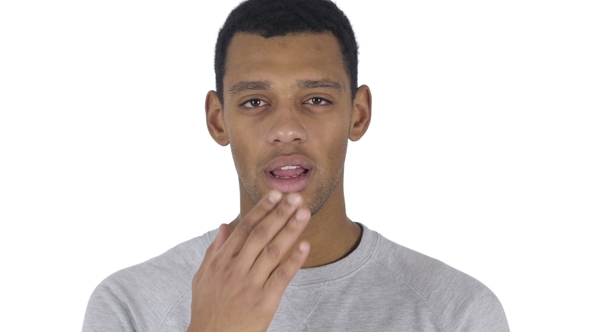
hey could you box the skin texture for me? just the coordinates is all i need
[189,32,372,332]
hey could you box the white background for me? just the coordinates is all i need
[1,0,588,331]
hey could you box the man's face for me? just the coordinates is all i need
[219,32,357,215]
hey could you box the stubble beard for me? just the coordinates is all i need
[239,163,345,217]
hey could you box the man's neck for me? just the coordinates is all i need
[299,215,361,268]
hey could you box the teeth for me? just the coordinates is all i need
[280,165,300,170]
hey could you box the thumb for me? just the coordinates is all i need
[193,224,231,283]
[215,223,232,249]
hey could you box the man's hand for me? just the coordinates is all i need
[187,190,311,332]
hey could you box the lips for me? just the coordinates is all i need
[264,155,312,193]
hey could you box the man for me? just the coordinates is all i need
[83,0,510,331]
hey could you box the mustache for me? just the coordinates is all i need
[258,148,314,169]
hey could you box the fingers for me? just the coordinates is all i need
[188,191,312,332]
[237,193,304,266]
[265,240,310,300]
[221,190,284,256]
[198,190,310,291]
[249,207,310,283]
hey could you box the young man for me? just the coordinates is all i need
[83,0,510,331]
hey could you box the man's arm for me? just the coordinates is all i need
[187,190,310,332]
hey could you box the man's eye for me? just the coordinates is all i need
[241,99,267,108]
[305,97,330,105]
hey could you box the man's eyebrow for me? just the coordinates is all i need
[228,80,271,96]
[295,79,343,91]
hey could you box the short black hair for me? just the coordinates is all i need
[214,0,358,103]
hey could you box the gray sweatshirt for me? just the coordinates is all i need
[83,224,509,331]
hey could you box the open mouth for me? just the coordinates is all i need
[269,165,310,179]
[265,156,313,193]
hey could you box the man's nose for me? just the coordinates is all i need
[266,103,308,144]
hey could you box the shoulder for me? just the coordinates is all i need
[367,228,509,331]
[82,229,216,332]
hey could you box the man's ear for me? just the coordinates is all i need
[349,85,372,141]
[205,91,229,146]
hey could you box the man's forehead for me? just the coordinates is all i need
[223,32,348,91]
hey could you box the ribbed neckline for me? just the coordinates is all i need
[289,223,378,286]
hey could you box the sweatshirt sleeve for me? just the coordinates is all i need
[456,285,510,332]
[82,280,137,332]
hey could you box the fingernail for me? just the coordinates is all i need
[298,241,310,253]
[268,190,282,204]
[295,209,308,222]
[287,194,301,205]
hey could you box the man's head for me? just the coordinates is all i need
[214,0,358,103]
[206,0,371,218]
